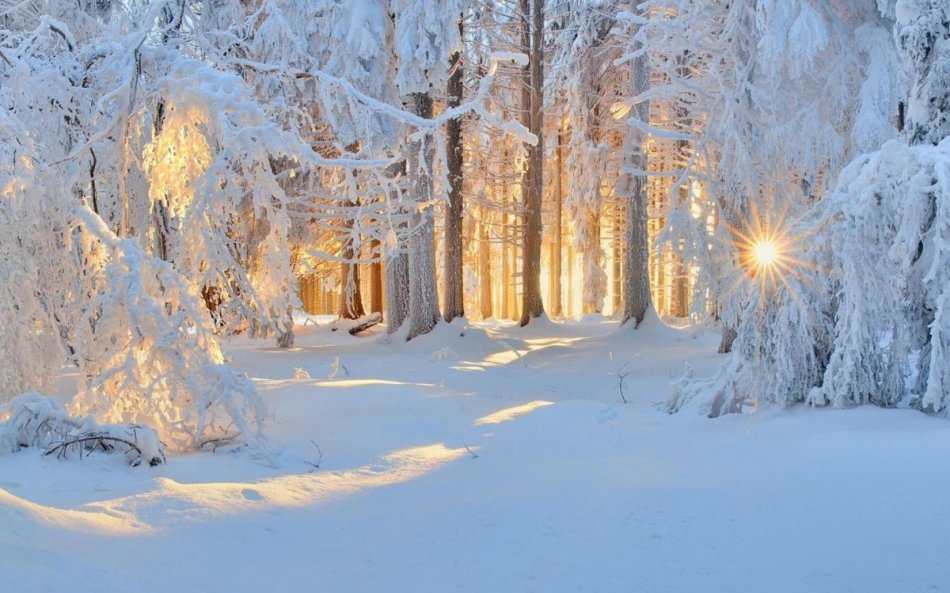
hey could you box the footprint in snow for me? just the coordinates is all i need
[241,488,263,501]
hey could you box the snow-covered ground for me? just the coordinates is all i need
[3,316,950,592]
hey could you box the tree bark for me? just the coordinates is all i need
[338,204,365,320]
[443,43,465,322]
[718,326,737,353]
[519,0,545,326]
[612,203,622,314]
[501,175,510,320]
[369,239,383,315]
[620,49,651,327]
[386,162,410,334]
[275,307,295,349]
[549,121,563,318]
[407,92,439,340]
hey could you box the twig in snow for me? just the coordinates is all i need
[305,440,323,471]
[612,357,634,404]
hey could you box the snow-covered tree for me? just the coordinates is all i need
[809,0,950,413]
[665,0,950,421]
[392,0,464,339]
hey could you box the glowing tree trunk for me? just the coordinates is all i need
[407,92,439,340]
[501,180,511,319]
[519,0,545,326]
[369,239,383,315]
[479,206,493,319]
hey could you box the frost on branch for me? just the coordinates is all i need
[143,61,300,343]
[72,207,266,452]
[0,393,164,467]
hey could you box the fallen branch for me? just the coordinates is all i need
[348,312,382,336]
[45,432,164,467]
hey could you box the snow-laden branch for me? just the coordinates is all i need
[73,203,269,455]
[231,52,535,145]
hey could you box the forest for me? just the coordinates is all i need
[1,1,949,591]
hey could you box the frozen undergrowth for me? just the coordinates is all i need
[0,393,164,467]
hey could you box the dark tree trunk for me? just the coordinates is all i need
[519,0,545,326]
[338,206,365,321]
[443,42,465,322]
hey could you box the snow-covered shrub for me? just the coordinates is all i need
[0,393,164,466]
[143,61,301,342]
[0,135,67,399]
[896,0,950,145]
[667,260,831,416]
[811,138,950,412]
[72,208,266,452]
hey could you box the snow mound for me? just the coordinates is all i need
[429,347,461,362]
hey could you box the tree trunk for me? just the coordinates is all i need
[338,206,365,320]
[718,326,737,353]
[369,239,383,315]
[407,92,439,340]
[386,162,410,334]
[549,121,563,318]
[519,0,545,326]
[479,204,493,319]
[583,215,603,315]
[612,204,622,314]
[672,254,688,318]
[443,44,465,322]
[501,177,510,320]
[275,307,295,349]
[620,50,651,327]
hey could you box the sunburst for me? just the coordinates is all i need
[722,202,813,307]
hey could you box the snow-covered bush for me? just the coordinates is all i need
[143,60,301,343]
[812,138,950,412]
[667,248,832,416]
[0,393,164,467]
[72,207,266,451]
[895,0,950,145]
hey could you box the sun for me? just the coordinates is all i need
[752,239,780,269]
[737,226,792,283]
[723,204,810,299]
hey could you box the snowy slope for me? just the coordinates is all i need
[2,317,949,592]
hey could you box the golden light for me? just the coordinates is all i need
[725,205,812,302]
[736,226,793,284]
[752,240,780,269]
[610,101,631,120]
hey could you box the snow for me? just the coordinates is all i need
[3,318,950,592]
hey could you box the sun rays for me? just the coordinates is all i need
[720,202,815,310]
